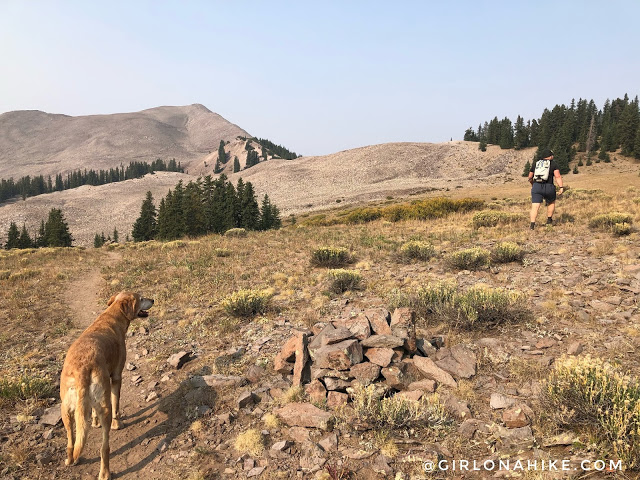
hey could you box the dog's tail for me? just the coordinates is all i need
[72,371,92,464]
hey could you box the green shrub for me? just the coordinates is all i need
[224,227,247,237]
[563,188,610,200]
[398,241,436,261]
[340,198,484,225]
[556,212,575,224]
[544,355,640,468]
[221,289,273,317]
[214,248,232,257]
[490,242,524,264]
[612,222,633,236]
[345,207,382,224]
[327,269,363,293]
[348,383,448,428]
[472,210,520,228]
[311,247,351,267]
[589,212,633,230]
[388,281,457,318]
[0,373,55,402]
[388,282,529,328]
[445,247,490,270]
[453,286,530,328]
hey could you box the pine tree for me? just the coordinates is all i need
[132,191,157,242]
[218,140,227,164]
[634,126,640,160]
[259,194,281,230]
[478,140,487,152]
[113,227,119,243]
[182,181,206,237]
[5,222,19,249]
[233,156,240,173]
[239,181,260,230]
[522,161,531,177]
[35,220,47,247]
[17,224,32,249]
[94,233,104,248]
[573,165,579,174]
[44,208,73,247]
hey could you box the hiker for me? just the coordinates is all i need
[528,148,563,229]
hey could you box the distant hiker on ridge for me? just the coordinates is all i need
[528,148,564,230]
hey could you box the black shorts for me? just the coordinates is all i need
[531,183,556,205]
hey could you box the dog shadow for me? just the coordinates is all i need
[80,378,217,478]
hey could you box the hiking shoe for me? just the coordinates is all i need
[546,217,553,225]
[530,222,535,230]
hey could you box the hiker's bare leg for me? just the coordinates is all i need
[546,201,555,219]
[530,203,542,223]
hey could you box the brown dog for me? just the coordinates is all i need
[60,291,154,480]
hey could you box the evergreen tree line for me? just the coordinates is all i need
[255,137,299,159]
[93,227,127,248]
[4,208,73,249]
[0,158,184,204]
[463,94,640,174]
[131,174,281,242]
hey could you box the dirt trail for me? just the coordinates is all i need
[65,250,122,329]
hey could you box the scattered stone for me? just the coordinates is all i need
[216,412,234,425]
[271,440,292,452]
[288,426,311,443]
[364,347,394,367]
[131,374,142,385]
[364,308,392,335]
[318,432,338,452]
[239,364,263,383]
[308,324,336,351]
[43,428,54,440]
[167,351,191,369]
[336,314,371,341]
[273,335,298,374]
[381,364,409,390]
[395,390,423,402]
[490,424,535,451]
[327,391,348,408]
[360,335,404,348]
[502,406,529,428]
[146,392,158,402]
[543,432,578,447]
[247,466,265,477]
[274,403,334,431]
[39,405,62,426]
[535,337,557,349]
[305,379,327,404]
[490,393,517,410]
[458,419,490,439]
[192,375,247,389]
[138,326,149,335]
[407,379,436,393]
[323,377,352,391]
[443,395,471,420]
[567,341,584,356]
[342,448,376,460]
[413,356,456,388]
[433,344,476,379]
[350,362,381,385]
[312,339,363,370]
[416,338,437,357]
[36,453,53,466]
[292,333,310,387]
[322,328,354,346]
[237,391,257,408]
[125,362,136,371]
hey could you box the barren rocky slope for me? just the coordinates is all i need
[0,104,249,178]
[0,142,535,246]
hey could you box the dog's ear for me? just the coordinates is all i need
[123,294,139,319]
[107,295,117,306]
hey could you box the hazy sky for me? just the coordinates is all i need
[1,1,639,156]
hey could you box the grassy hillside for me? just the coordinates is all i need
[1,183,640,478]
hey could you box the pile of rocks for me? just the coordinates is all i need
[273,306,477,410]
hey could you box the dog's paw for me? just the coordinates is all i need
[92,417,101,428]
[64,459,71,466]
[111,418,123,430]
